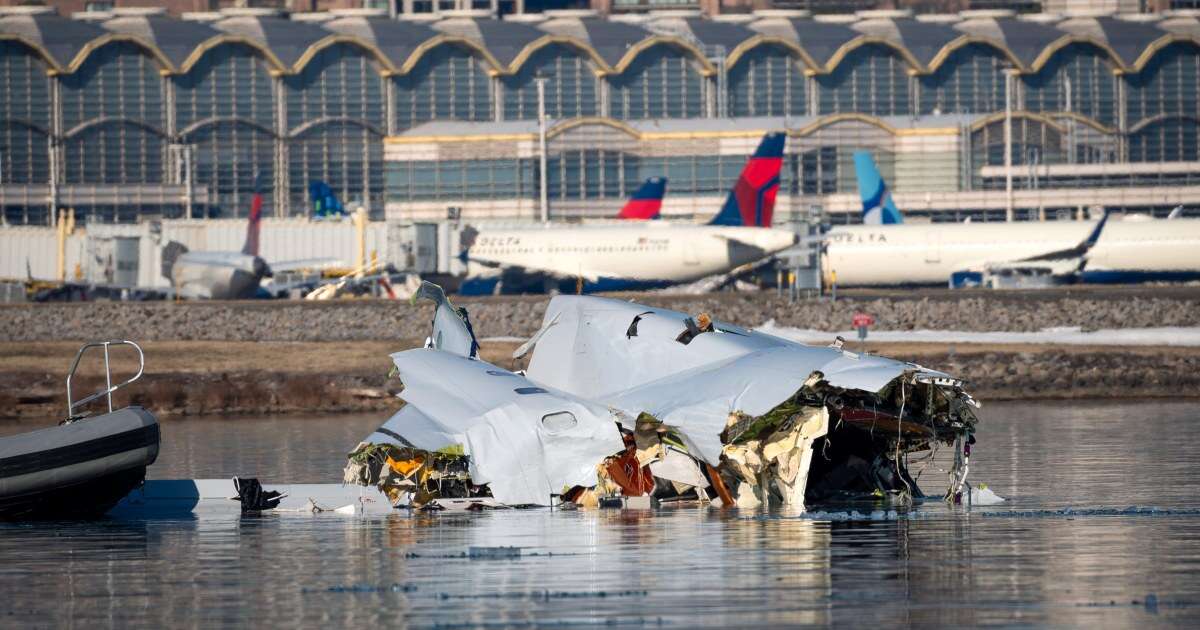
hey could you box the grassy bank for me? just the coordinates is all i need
[2,339,1197,421]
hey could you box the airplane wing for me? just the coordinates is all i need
[463,251,604,283]
[1012,211,1109,267]
[267,257,343,273]
[956,212,1110,279]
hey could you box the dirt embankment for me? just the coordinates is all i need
[2,338,1198,421]
[2,290,1198,419]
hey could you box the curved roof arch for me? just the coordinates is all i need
[178,35,288,74]
[823,37,924,74]
[0,8,107,72]
[1129,112,1200,134]
[612,36,716,76]
[396,34,503,76]
[1029,36,1126,73]
[1131,34,1200,72]
[926,36,1025,73]
[320,15,438,75]
[506,35,609,76]
[292,35,397,75]
[178,116,278,139]
[0,118,53,136]
[547,117,640,140]
[0,34,62,72]
[725,36,819,73]
[63,116,170,139]
[793,113,900,137]
[288,115,386,138]
[99,12,222,70]
[64,34,176,74]
[969,110,1084,133]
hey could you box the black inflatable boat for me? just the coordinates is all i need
[0,341,160,520]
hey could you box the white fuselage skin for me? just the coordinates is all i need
[467,223,797,284]
[172,251,269,299]
[825,218,1200,286]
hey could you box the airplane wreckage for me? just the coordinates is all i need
[345,283,981,511]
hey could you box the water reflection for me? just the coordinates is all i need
[2,400,1199,626]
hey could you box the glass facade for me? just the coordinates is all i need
[609,45,705,120]
[728,44,807,118]
[919,44,1007,115]
[3,16,1200,224]
[1022,43,1119,127]
[817,44,911,116]
[501,44,598,120]
[393,44,494,129]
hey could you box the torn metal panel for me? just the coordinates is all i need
[412,281,478,358]
[362,349,624,506]
[357,286,979,512]
[526,295,950,401]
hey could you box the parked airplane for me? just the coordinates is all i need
[161,190,336,299]
[854,151,902,225]
[457,133,796,294]
[824,157,1200,287]
[615,177,666,220]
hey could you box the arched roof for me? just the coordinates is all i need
[951,16,1063,71]
[748,17,859,70]
[209,13,331,69]
[0,7,107,72]
[538,16,652,67]
[433,17,546,68]
[100,12,221,70]
[3,10,1199,82]
[852,18,960,68]
[320,15,439,73]
[1055,16,1169,70]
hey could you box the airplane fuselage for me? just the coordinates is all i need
[825,218,1200,286]
[462,223,796,294]
[172,251,269,299]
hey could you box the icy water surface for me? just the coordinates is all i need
[3,400,1200,627]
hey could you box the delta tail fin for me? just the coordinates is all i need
[616,177,667,220]
[708,132,785,228]
[242,174,264,256]
[854,151,902,225]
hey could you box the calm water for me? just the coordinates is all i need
[3,400,1200,627]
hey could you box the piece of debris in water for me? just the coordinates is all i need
[344,282,982,512]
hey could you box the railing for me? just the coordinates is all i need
[66,340,145,417]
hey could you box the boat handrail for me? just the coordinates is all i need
[66,340,145,416]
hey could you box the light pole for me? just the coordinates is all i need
[1004,68,1015,222]
[535,73,550,224]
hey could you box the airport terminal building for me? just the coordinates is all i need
[2,4,1200,226]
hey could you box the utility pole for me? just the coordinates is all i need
[536,73,550,224]
[1004,68,1014,222]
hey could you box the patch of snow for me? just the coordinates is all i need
[756,321,1200,347]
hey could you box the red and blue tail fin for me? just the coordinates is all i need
[242,173,264,256]
[708,132,785,228]
[617,177,667,220]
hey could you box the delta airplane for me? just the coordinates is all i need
[457,133,797,295]
[824,153,1200,287]
[161,186,338,299]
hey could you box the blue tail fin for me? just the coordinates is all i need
[708,132,786,227]
[309,180,345,218]
[854,151,902,225]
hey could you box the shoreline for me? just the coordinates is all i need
[3,339,1198,421]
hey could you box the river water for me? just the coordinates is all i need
[2,400,1199,627]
